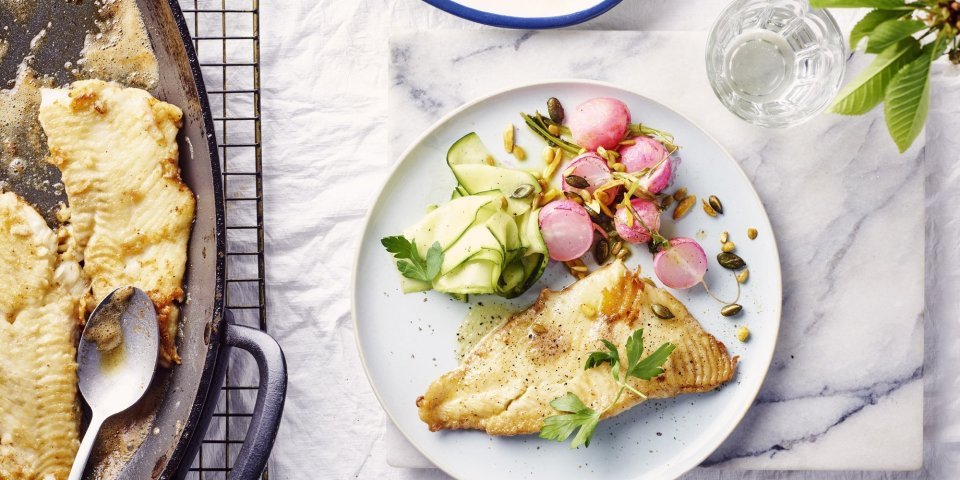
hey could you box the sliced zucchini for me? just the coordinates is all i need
[447,132,493,166]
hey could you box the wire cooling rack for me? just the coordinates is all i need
[179,0,267,478]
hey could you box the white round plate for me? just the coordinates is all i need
[353,80,782,480]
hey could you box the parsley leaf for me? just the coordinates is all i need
[539,393,601,448]
[540,328,677,449]
[381,236,443,283]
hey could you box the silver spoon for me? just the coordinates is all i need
[68,286,159,480]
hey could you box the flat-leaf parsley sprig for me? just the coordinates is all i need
[380,236,443,283]
[539,328,676,448]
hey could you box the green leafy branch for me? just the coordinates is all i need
[381,236,443,282]
[539,329,676,448]
[811,0,960,152]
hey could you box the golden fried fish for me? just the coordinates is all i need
[38,79,195,366]
[0,191,87,479]
[417,260,737,435]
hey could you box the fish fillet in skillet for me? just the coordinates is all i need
[38,79,195,366]
[417,260,737,435]
[0,191,87,479]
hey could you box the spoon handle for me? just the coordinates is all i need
[68,414,106,480]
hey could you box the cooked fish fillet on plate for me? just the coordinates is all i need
[417,260,737,435]
[38,79,195,365]
[0,192,87,479]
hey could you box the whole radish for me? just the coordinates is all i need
[561,153,617,204]
[567,98,631,151]
[653,237,707,290]
[538,200,594,262]
[619,136,672,194]
[614,198,661,244]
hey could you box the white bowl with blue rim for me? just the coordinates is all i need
[423,0,622,28]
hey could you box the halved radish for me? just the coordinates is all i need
[614,198,661,244]
[619,136,672,194]
[561,153,617,204]
[653,237,707,290]
[538,200,593,262]
[567,97,631,151]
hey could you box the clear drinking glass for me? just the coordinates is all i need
[705,0,846,128]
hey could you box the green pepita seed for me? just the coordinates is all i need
[593,237,611,264]
[652,303,674,319]
[547,97,565,123]
[708,195,724,214]
[564,174,590,189]
[511,184,534,199]
[717,252,746,269]
[721,304,742,317]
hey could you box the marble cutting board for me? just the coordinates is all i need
[385,30,923,471]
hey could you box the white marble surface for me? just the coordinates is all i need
[257,1,960,478]
[386,28,924,472]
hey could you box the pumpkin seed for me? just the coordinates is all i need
[708,195,724,214]
[702,199,718,217]
[593,237,611,264]
[610,240,623,256]
[503,124,515,153]
[616,245,632,260]
[721,304,742,317]
[737,269,749,284]
[717,252,746,269]
[672,187,687,202]
[747,227,758,240]
[565,174,590,189]
[673,195,696,220]
[721,241,735,253]
[511,184,534,199]
[660,195,674,210]
[652,304,674,319]
[547,97,564,123]
[719,231,729,244]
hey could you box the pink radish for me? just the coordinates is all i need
[619,136,672,194]
[567,98,631,151]
[561,153,617,204]
[653,237,707,290]
[538,200,594,262]
[614,198,661,244]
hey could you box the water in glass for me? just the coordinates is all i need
[706,0,845,128]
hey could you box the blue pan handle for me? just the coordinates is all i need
[225,322,287,479]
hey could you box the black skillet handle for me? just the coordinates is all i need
[225,322,287,480]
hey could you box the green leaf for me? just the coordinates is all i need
[425,241,443,280]
[569,412,601,448]
[381,235,442,282]
[810,0,905,8]
[550,392,588,413]
[883,37,942,152]
[540,393,601,448]
[866,19,925,54]
[849,9,907,50]
[625,328,644,372]
[831,37,921,115]
[628,342,678,380]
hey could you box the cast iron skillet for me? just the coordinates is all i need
[0,1,287,478]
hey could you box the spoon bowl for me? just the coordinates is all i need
[69,286,159,480]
